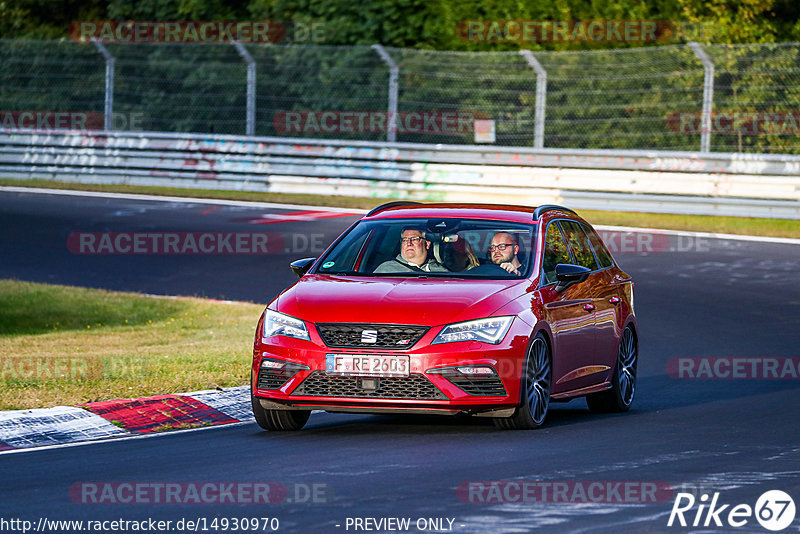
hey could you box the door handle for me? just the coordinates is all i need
[583,303,595,311]
[609,296,621,305]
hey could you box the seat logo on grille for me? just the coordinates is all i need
[360,329,378,343]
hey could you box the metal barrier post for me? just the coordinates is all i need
[371,44,399,143]
[233,42,257,137]
[688,42,715,153]
[92,40,115,131]
[520,50,547,149]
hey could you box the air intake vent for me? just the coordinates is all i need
[428,367,507,397]
[292,372,446,400]
[257,359,309,390]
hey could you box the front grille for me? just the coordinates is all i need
[428,368,508,397]
[316,323,429,350]
[257,360,309,390]
[292,371,447,400]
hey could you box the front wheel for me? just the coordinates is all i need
[587,325,637,413]
[494,333,552,430]
[251,395,311,431]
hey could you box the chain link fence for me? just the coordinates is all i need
[2,39,799,153]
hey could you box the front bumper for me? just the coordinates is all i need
[251,317,530,415]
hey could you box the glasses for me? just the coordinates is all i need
[400,236,424,245]
[489,243,516,251]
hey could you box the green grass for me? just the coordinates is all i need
[2,178,799,238]
[578,210,800,239]
[0,279,263,411]
[0,279,188,336]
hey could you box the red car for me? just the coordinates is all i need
[251,203,637,430]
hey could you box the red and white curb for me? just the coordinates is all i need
[0,386,252,452]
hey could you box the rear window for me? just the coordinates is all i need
[582,223,614,268]
[559,220,600,271]
[541,221,573,284]
[314,218,537,279]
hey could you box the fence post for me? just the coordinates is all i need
[233,42,257,137]
[371,44,399,143]
[92,40,114,131]
[688,42,714,153]
[519,50,547,149]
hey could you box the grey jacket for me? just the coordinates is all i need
[373,254,448,273]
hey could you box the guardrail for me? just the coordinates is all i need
[2,130,799,218]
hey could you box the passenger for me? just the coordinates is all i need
[442,236,479,272]
[489,232,525,275]
[373,227,448,273]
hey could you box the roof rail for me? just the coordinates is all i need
[533,204,577,220]
[366,201,422,217]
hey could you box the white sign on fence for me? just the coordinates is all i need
[474,120,496,143]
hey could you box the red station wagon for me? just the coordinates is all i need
[251,203,638,430]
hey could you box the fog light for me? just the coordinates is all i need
[457,366,495,376]
[261,359,286,370]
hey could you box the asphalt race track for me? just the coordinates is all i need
[1,188,799,533]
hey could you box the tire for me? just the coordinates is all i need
[587,325,637,413]
[250,369,311,431]
[494,333,552,430]
[251,395,311,431]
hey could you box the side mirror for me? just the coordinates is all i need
[290,258,317,278]
[554,263,591,293]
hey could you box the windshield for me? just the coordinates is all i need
[314,218,537,279]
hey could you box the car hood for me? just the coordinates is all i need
[274,274,527,326]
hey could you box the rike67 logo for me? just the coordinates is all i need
[668,490,796,531]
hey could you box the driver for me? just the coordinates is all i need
[374,227,448,273]
[489,232,525,275]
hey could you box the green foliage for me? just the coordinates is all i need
[2,0,800,153]
[676,0,800,43]
[107,0,252,21]
[2,0,799,47]
[107,43,248,134]
[0,40,105,114]
[0,0,107,40]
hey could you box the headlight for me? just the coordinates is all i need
[263,309,310,341]
[431,316,513,345]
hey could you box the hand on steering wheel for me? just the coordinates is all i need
[499,262,520,275]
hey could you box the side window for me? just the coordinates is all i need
[582,224,614,269]
[362,226,397,272]
[542,222,573,284]
[319,227,371,273]
[559,221,599,271]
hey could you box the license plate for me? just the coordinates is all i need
[325,354,410,377]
